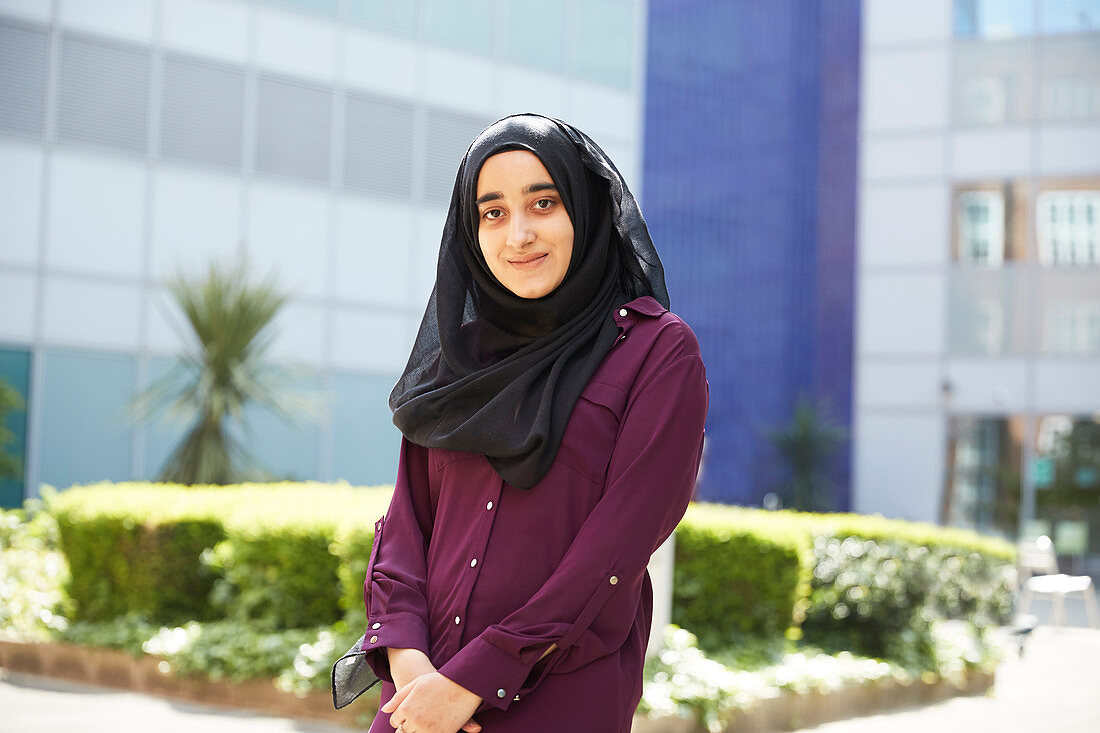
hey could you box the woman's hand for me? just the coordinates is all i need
[382,671,483,733]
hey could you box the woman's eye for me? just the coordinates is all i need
[483,208,503,220]
[534,198,554,210]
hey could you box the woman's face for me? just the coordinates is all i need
[475,150,574,299]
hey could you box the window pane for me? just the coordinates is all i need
[952,39,1033,125]
[954,0,1035,39]
[575,0,634,88]
[141,356,189,480]
[947,265,1028,355]
[422,0,494,53]
[504,0,565,72]
[1037,190,1100,265]
[330,372,401,485]
[262,0,338,16]
[241,371,321,481]
[0,348,31,508]
[343,93,415,198]
[349,0,418,34]
[1038,34,1100,121]
[39,350,136,490]
[944,416,1022,540]
[57,34,149,154]
[255,75,332,183]
[422,108,490,204]
[160,55,245,169]
[1033,414,1100,567]
[1039,0,1100,34]
[0,20,48,140]
[1035,268,1100,354]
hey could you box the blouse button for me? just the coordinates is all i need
[454,616,461,625]
[618,308,628,317]
[470,558,477,567]
[609,575,619,585]
[371,622,381,630]
[369,635,378,644]
[497,689,506,699]
[486,501,493,510]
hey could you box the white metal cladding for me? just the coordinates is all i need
[343,92,415,198]
[0,20,49,140]
[422,108,491,205]
[56,32,149,154]
[254,73,333,184]
[159,54,245,169]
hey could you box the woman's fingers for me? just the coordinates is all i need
[460,719,483,732]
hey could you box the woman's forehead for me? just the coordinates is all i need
[475,150,555,194]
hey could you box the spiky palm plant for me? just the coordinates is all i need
[766,395,848,512]
[128,258,317,485]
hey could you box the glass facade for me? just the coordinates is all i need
[950,178,1100,357]
[953,0,1100,125]
[1,1,646,505]
[38,350,136,492]
[944,416,1023,540]
[0,348,30,508]
[644,0,860,506]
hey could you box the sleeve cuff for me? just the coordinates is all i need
[437,636,533,712]
[359,611,432,684]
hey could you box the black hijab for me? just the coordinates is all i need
[389,113,667,489]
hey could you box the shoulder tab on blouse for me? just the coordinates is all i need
[618,296,667,319]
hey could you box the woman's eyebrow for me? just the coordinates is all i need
[475,182,558,207]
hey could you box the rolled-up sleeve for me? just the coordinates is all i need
[359,438,435,684]
[436,330,709,711]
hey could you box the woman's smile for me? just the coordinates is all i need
[508,252,548,269]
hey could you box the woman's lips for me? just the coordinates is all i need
[508,253,548,270]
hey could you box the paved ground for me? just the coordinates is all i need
[795,582,1100,733]
[3,585,1098,732]
[0,671,357,733]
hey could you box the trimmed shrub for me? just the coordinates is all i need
[672,504,811,651]
[672,505,1016,659]
[47,481,391,626]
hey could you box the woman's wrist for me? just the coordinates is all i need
[388,647,436,689]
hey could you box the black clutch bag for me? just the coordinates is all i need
[331,633,382,709]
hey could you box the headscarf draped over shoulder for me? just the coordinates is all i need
[389,113,667,490]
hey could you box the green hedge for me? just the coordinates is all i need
[672,504,1017,661]
[47,483,1016,660]
[48,481,391,627]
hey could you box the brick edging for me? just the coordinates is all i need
[0,638,376,727]
[1,638,994,732]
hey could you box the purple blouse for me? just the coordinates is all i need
[361,296,709,733]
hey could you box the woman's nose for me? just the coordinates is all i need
[506,213,535,248]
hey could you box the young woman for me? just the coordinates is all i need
[333,113,708,733]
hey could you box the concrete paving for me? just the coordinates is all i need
[795,579,1100,732]
[0,671,358,732]
[795,624,1100,733]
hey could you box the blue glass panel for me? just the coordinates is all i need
[504,0,565,71]
[39,350,135,491]
[642,0,858,509]
[140,356,190,481]
[330,372,401,487]
[240,370,322,482]
[263,0,338,16]
[423,0,494,53]
[349,0,418,34]
[1040,0,1100,33]
[575,0,634,88]
[954,0,1035,39]
[0,348,31,508]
